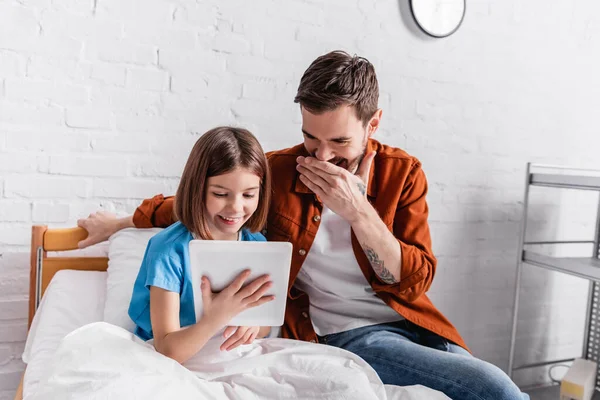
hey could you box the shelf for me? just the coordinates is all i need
[525,384,600,400]
[523,251,600,281]
[511,163,600,388]
[530,173,600,191]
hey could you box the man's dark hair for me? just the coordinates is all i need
[294,50,379,126]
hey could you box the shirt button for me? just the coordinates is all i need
[299,249,306,256]
[302,311,308,318]
[313,215,321,222]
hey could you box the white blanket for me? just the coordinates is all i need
[27,322,448,400]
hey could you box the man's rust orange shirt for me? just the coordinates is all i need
[133,139,468,351]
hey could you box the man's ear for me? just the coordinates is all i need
[367,109,383,137]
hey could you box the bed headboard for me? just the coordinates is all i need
[29,225,108,327]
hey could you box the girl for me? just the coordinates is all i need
[128,126,274,364]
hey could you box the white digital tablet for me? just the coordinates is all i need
[189,240,293,327]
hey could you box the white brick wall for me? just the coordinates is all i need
[1,0,600,393]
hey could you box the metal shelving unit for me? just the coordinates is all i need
[508,163,600,392]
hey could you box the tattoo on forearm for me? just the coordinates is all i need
[364,245,397,284]
[357,182,366,196]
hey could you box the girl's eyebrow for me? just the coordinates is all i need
[209,184,260,191]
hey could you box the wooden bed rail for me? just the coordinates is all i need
[28,226,109,327]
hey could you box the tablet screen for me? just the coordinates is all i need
[189,240,293,327]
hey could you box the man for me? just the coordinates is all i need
[79,51,527,399]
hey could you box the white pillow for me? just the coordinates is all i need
[104,228,163,332]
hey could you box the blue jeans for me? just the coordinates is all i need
[318,320,529,400]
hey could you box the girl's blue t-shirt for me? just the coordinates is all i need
[127,221,266,341]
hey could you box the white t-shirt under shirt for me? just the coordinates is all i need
[293,206,402,336]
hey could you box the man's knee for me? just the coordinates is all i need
[470,361,526,400]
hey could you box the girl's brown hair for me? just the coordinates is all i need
[174,126,271,240]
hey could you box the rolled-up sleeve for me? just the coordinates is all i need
[133,194,176,228]
[373,163,436,302]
